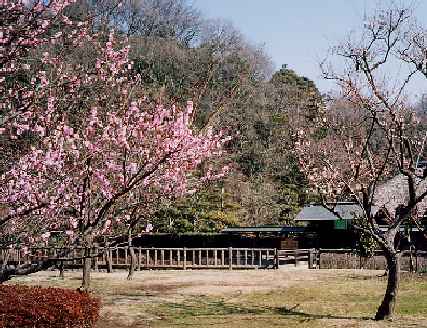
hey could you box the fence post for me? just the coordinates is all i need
[161,249,165,266]
[73,248,77,269]
[192,250,195,266]
[274,248,279,269]
[308,249,314,269]
[146,249,149,268]
[183,248,187,270]
[415,249,418,272]
[228,247,233,270]
[294,249,299,267]
[94,246,99,272]
[177,248,180,266]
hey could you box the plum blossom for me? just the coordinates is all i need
[0,4,230,252]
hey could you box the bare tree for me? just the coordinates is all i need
[296,3,427,320]
[84,0,202,45]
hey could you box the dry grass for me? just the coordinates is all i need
[8,268,427,327]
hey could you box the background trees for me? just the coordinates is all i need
[69,0,316,230]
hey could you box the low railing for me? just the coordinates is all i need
[0,247,281,270]
[310,249,427,271]
[101,247,278,270]
[277,249,312,267]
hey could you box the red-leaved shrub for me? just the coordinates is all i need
[0,285,100,328]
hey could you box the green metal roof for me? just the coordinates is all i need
[295,203,365,221]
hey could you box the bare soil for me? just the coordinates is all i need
[9,268,427,328]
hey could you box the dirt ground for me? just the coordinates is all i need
[10,268,427,328]
[14,266,331,295]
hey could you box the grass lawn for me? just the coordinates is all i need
[9,268,427,327]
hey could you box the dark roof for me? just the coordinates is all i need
[295,203,366,221]
[221,226,305,234]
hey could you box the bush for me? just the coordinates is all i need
[0,285,100,328]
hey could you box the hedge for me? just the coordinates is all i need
[0,285,100,328]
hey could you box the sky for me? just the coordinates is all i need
[194,0,427,97]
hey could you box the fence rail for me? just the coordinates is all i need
[14,247,427,271]
[277,249,311,267]
[312,249,427,271]
[0,247,287,270]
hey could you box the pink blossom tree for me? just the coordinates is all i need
[296,4,427,320]
[1,0,84,280]
[0,1,229,287]
[1,0,85,130]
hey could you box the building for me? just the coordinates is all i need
[295,202,362,248]
[295,199,427,250]
[221,226,305,249]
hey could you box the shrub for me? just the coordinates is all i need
[0,285,100,328]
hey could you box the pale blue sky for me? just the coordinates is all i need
[195,1,427,96]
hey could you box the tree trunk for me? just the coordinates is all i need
[127,228,137,280]
[127,246,137,280]
[409,246,414,273]
[108,248,113,272]
[375,251,400,320]
[104,241,113,273]
[105,248,113,273]
[0,260,53,284]
[81,247,92,290]
[1,250,10,272]
[59,261,65,280]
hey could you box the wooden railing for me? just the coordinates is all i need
[5,247,426,271]
[0,247,282,270]
[277,249,312,268]
[312,249,427,271]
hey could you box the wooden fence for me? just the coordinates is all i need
[0,247,288,270]
[277,249,313,267]
[312,249,427,272]
[12,247,427,271]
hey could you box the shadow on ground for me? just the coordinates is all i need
[160,297,373,323]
